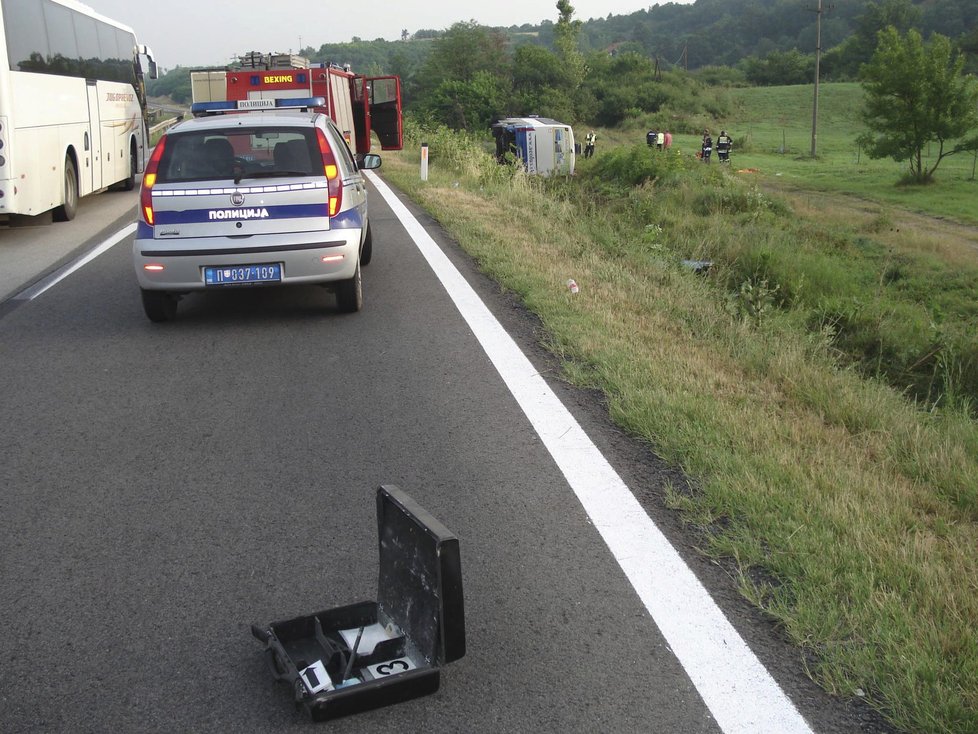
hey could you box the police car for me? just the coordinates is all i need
[133,97,380,322]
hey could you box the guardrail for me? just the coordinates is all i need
[149,116,181,135]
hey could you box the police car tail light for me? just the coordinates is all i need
[315,129,342,217]
[141,136,167,225]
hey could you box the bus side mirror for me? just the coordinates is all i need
[136,46,159,80]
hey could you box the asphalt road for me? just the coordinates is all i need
[0,178,890,733]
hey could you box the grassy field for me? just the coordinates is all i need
[607,83,978,224]
[707,83,977,223]
[379,97,978,734]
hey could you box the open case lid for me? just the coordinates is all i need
[376,485,465,666]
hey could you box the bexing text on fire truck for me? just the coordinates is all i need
[190,51,402,155]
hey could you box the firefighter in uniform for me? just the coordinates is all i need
[716,130,733,163]
[584,131,596,159]
[701,130,713,163]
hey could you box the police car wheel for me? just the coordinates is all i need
[335,262,362,313]
[141,289,178,323]
[360,223,373,266]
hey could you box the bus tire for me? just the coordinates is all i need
[53,156,78,222]
[121,143,137,191]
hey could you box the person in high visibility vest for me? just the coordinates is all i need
[716,130,733,163]
[584,131,596,159]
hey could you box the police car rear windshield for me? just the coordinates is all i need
[156,128,320,183]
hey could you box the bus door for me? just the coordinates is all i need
[367,76,402,150]
[85,81,103,192]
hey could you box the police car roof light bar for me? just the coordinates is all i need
[190,97,326,116]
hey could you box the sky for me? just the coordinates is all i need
[83,0,695,69]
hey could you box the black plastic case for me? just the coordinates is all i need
[252,485,465,721]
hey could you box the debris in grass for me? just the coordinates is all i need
[681,259,713,274]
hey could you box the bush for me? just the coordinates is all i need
[693,182,790,219]
[740,49,815,86]
[583,144,694,188]
[692,65,749,87]
[401,115,535,191]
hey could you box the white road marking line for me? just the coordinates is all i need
[15,222,136,301]
[366,170,814,734]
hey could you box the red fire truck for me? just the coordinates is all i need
[191,52,402,155]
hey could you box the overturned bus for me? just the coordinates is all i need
[491,117,575,176]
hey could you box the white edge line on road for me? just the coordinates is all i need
[15,222,137,301]
[366,170,814,734]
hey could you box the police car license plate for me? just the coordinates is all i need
[204,263,282,285]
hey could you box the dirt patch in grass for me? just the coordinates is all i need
[760,180,978,263]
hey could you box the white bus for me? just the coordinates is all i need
[0,0,157,221]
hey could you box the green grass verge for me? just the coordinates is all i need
[378,120,978,733]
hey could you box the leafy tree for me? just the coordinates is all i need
[310,40,427,76]
[693,65,749,87]
[426,71,509,130]
[920,0,967,37]
[858,27,978,183]
[146,66,194,104]
[580,52,674,126]
[857,0,922,41]
[410,22,511,128]
[421,22,508,87]
[511,44,575,119]
[554,0,585,90]
[512,44,566,93]
[825,0,923,80]
[741,49,814,86]
[959,28,978,74]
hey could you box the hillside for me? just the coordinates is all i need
[147,0,978,103]
[573,0,977,70]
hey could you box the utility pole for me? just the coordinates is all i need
[810,0,822,158]
[809,0,832,158]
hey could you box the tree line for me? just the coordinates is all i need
[146,0,978,182]
[149,0,976,119]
